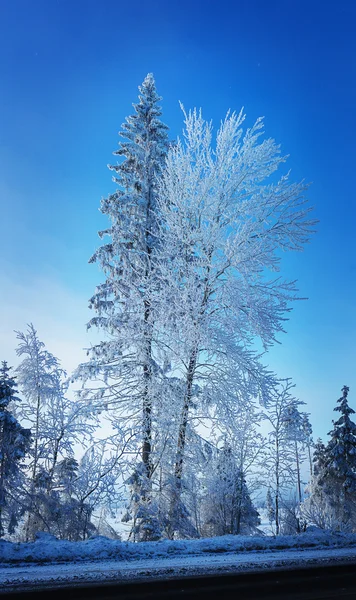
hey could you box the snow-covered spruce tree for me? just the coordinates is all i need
[322,386,356,530]
[156,108,315,534]
[75,74,169,539]
[203,443,260,536]
[0,362,31,537]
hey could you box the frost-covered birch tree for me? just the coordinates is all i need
[15,324,64,491]
[15,324,93,539]
[76,74,169,492]
[156,107,315,533]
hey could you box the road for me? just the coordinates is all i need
[1,562,356,599]
[1,547,356,598]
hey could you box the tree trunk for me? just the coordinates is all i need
[275,437,280,535]
[295,438,302,503]
[142,304,153,480]
[0,420,5,536]
[307,443,313,479]
[47,433,63,493]
[174,349,198,484]
[141,176,154,481]
[167,348,197,537]
[25,389,41,542]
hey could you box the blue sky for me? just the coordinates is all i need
[0,0,355,441]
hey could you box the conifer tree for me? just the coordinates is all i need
[323,386,356,529]
[76,74,169,491]
[302,390,356,531]
[0,362,31,537]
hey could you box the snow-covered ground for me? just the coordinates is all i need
[1,532,356,592]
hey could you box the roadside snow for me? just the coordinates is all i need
[1,530,356,565]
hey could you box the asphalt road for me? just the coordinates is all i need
[1,562,356,600]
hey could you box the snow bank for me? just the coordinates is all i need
[1,530,356,565]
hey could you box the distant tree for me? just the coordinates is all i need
[212,397,267,496]
[313,438,328,477]
[301,439,332,530]
[282,402,308,503]
[203,443,260,536]
[266,488,276,533]
[302,389,356,532]
[0,362,31,537]
[322,386,356,529]
[15,324,94,540]
[279,494,307,535]
[302,413,314,478]
[15,324,65,490]
[263,380,298,535]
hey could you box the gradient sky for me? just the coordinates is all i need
[0,0,355,442]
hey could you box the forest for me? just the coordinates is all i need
[1,75,355,543]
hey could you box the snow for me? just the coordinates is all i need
[1,544,356,592]
[1,531,356,566]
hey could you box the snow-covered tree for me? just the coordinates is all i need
[0,362,31,537]
[77,73,169,465]
[15,325,65,486]
[279,493,307,535]
[282,402,308,502]
[72,432,132,540]
[321,386,356,530]
[75,74,169,537]
[302,413,314,478]
[40,388,97,493]
[212,395,267,494]
[266,488,275,532]
[300,438,332,530]
[156,107,315,533]
[15,324,95,539]
[124,462,162,541]
[203,443,260,536]
[262,380,299,534]
[302,388,356,533]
